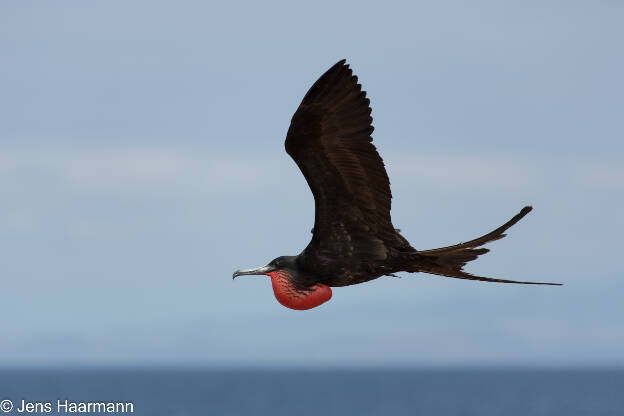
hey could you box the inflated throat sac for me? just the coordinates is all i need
[269,271,332,310]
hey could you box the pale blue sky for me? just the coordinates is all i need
[1,1,623,366]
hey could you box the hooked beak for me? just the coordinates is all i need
[232,265,275,279]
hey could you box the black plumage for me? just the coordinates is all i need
[233,60,560,310]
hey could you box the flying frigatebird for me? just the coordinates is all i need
[233,60,561,310]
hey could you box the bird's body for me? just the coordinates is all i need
[233,60,561,310]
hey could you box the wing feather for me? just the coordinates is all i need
[285,60,407,273]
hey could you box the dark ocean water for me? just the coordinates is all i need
[0,368,622,416]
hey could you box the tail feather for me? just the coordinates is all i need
[413,206,562,286]
[420,206,533,256]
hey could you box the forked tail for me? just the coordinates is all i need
[412,206,562,285]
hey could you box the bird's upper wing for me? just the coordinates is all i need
[285,60,408,273]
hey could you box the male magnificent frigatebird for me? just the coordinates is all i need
[233,60,561,310]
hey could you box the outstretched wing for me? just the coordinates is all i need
[285,60,408,274]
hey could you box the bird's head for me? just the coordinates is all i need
[233,256,332,310]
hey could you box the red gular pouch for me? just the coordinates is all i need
[269,270,332,310]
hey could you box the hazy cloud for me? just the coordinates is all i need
[3,146,617,198]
